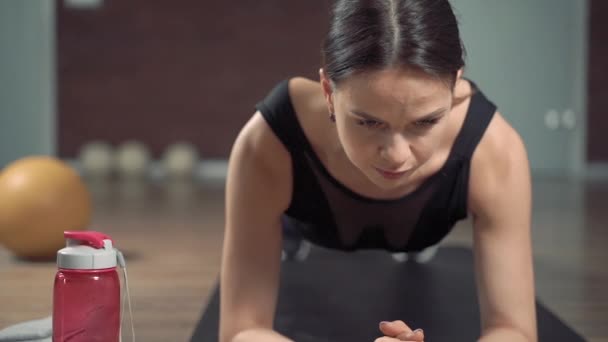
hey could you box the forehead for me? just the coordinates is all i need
[336,68,452,111]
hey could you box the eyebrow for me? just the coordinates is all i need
[351,107,448,123]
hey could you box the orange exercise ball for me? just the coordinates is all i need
[0,156,92,260]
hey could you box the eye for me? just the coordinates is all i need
[414,117,441,128]
[356,119,383,129]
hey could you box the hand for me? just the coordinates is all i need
[374,320,425,342]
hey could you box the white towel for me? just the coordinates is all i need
[0,316,52,342]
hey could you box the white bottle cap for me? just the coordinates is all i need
[57,232,117,270]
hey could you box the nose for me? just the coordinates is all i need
[379,134,410,169]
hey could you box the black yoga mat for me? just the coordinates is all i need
[191,246,585,342]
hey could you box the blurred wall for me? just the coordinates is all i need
[452,0,589,173]
[0,0,56,168]
[57,0,330,159]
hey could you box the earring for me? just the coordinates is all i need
[329,113,336,122]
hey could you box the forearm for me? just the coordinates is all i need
[478,326,535,342]
[231,328,294,342]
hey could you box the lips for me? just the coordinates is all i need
[375,167,411,180]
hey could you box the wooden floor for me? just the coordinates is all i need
[0,175,607,341]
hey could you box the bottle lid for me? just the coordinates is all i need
[57,231,117,270]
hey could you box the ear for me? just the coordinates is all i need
[450,67,466,93]
[319,68,335,114]
[456,67,464,81]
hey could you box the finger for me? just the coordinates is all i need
[395,328,424,341]
[374,337,422,342]
[378,320,413,337]
[374,337,402,342]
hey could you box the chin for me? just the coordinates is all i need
[372,181,402,191]
[368,172,410,189]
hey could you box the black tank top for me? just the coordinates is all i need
[255,79,496,252]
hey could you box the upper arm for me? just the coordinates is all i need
[219,111,292,342]
[468,112,537,341]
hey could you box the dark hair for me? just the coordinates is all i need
[322,0,465,88]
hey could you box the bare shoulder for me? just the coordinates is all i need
[468,111,531,217]
[230,76,322,196]
[288,76,326,118]
[236,77,319,162]
[287,77,331,152]
[233,111,290,173]
[289,76,323,99]
[229,110,293,210]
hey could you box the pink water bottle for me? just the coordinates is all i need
[52,231,120,342]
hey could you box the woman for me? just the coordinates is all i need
[220,0,537,341]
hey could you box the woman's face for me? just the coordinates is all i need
[321,67,455,191]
